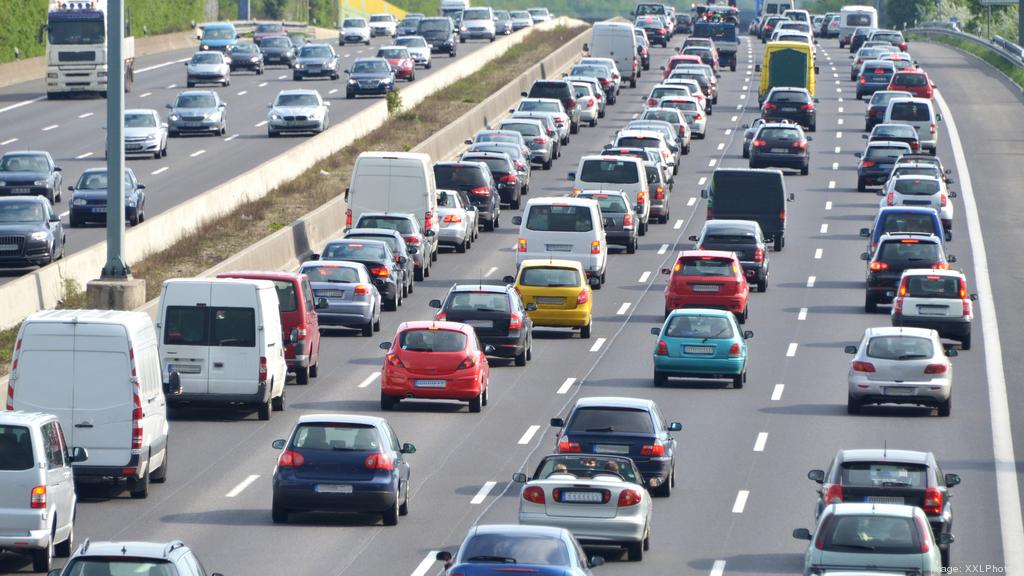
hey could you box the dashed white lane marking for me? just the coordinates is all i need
[589,338,606,353]
[224,134,239,142]
[58,210,68,218]
[717,142,725,150]
[277,74,288,79]
[825,201,833,210]
[139,92,152,98]
[708,159,717,167]
[836,88,842,93]
[631,113,638,119]
[807,276,816,287]
[835,80,841,85]
[485,266,498,277]
[724,129,732,136]
[753,432,768,452]
[657,244,669,255]
[357,371,381,388]
[698,176,707,186]
[411,552,441,576]
[820,224,829,234]
[166,83,177,89]
[836,131,843,138]
[838,97,844,103]
[226,474,260,497]
[75,152,92,159]
[834,146,841,154]
[740,94,747,99]
[837,118,844,125]
[814,248,823,259]
[798,308,808,321]
[687,197,696,207]
[673,219,684,229]
[771,384,785,401]
[0,96,45,115]
[732,490,750,513]
[190,149,206,158]
[831,162,839,170]
[616,302,631,315]
[78,112,94,119]
[838,106,844,113]
[786,343,798,357]
[0,138,17,146]
[42,124,59,131]
[518,425,541,445]
[736,104,742,110]
[638,271,651,283]
[828,180,836,189]
[258,81,268,87]
[710,560,727,576]
[557,377,576,395]
[833,73,838,78]
[329,88,338,94]
[237,90,248,96]
[730,115,738,122]
[151,167,169,175]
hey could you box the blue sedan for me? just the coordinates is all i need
[651,308,752,388]
[436,525,604,575]
[271,414,415,525]
[68,167,146,227]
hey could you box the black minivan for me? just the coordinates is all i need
[701,168,792,251]
[417,17,457,57]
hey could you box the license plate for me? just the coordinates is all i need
[560,490,604,503]
[684,345,715,354]
[545,244,573,252]
[11,187,32,194]
[885,387,914,396]
[594,444,630,455]
[126,145,142,151]
[535,296,565,305]
[415,379,446,388]
[917,305,948,315]
[865,496,905,504]
[466,319,493,328]
[167,363,201,374]
[183,122,203,128]
[315,484,353,494]
[92,207,107,213]
[0,244,18,251]
[692,284,720,292]
[770,148,789,153]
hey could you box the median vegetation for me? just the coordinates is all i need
[910,32,1024,89]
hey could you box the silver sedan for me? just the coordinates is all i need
[845,326,955,416]
[300,260,381,336]
[267,89,330,136]
[185,51,230,87]
[124,109,168,159]
[436,188,477,253]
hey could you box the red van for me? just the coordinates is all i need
[217,271,321,384]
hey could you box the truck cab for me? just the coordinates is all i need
[42,0,135,98]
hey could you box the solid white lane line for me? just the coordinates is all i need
[0,96,45,115]
[716,142,725,150]
[75,152,92,159]
[224,134,239,142]
[786,343,798,357]
[258,81,268,87]
[589,338,606,353]
[698,176,707,186]
[638,271,651,283]
[410,551,441,576]
[771,384,784,401]
[42,124,59,132]
[140,92,152,98]
[753,432,768,452]
[616,303,631,315]
[357,372,381,388]
[0,138,17,146]
[557,377,576,395]
[151,167,169,175]
[710,560,727,576]
[828,180,835,189]
[708,159,717,167]
[190,149,206,158]
[814,248,823,259]
[673,219,684,229]
[934,90,1024,570]
[226,474,260,497]
[78,112,94,119]
[470,481,496,504]
[237,90,248,96]
[831,162,838,170]
[825,201,833,210]
[256,120,268,127]
[657,244,668,255]
[518,425,540,445]
[732,490,749,513]
[485,266,498,277]
[798,308,808,321]
[135,57,190,73]
[806,276,816,287]
[687,197,696,207]
[820,223,828,234]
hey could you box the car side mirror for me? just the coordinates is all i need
[945,473,961,487]
[793,528,813,541]
[550,417,565,427]
[743,330,753,340]
[807,469,825,483]
[502,275,515,284]
[859,228,870,238]
[424,229,436,237]
[788,192,795,201]
[435,551,452,563]
[650,327,662,336]
[860,252,870,261]
[165,104,173,109]
[844,345,859,354]
[508,108,515,114]
[862,134,869,139]
[947,177,956,184]
[936,113,943,121]
[948,255,957,263]
[429,299,442,309]
[741,123,749,129]
[397,256,409,265]
[755,64,761,72]
[854,152,863,158]
[69,446,89,463]
[54,166,62,172]
[511,471,528,483]
[582,43,589,52]
[272,438,287,450]
[567,171,576,180]
[136,183,146,190]
[589,556,605,568]
[946,347,958,357]
[165,372,183,396]
[511,216,522,225]
[589,276,600,287]
[379,341,391,351]
[970,293,978,301]
[668,421,682,432]
[877,190,886,197]
[806,136,813,142]
[520,91,528,97]
[463,139,473,145]
[700,188,708,199]
[343,69,349,74]
[939,533,955,545]
[526,303,537,311]
[948,190,957,199]
[401,442,417,454]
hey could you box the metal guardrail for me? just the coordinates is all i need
[194,20,313,40]
[909,23,1024,68]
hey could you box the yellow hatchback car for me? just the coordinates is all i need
[505,259,598,339]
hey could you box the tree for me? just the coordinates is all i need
[261,0,289,19]
[884,0,925,30]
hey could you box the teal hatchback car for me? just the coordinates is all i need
[651,308,752,388]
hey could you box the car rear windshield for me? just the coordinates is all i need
[865,147,907,161]
[650,87,688,100]
[867,335,934,360]
[874,125,915,139]
[841,461,929,488]
[665,315,734,339]
[877,240,941,265]
[0,425,33,471]
[819,515,921,554]
[567,407,654,434]
[879,213,937,235]
[573,85,591,98]
[874,32,903,42]
[435,165,488,187]
[348,234,400,253]
[322,242,387,261]
[163,306,255,347]
[664,100,699,112]
[519,267,580,287]
[759,127,801,140]
[447,291,510,313]
[291,423,379,450]
[616,136,662,149]
[678,257,734,277]
[894,179,940,196]
[905,274,961,298]
[526,204,593,232]
[460,534,569,566]
[769,91,810,103]
[476,132,519,144]
[529,83,569,99]
[63,559,178,576]
[301,265,361,284]
[889,102,930,121]
[571,65,608,78]
[892,73,927,86]
[583,193,628,213]
[399,329,467,352]
[501,122,541,136]
[464,157,509,175]
[356,216,416,235]
[893,166,939,180]
[580,159,638,184]
[519,101,560,113]
[712,171,785,206]
[642,110,680,124]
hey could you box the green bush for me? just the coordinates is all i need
[218,0,239,20]
[128,0,206,36]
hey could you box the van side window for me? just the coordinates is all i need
[42,422,65,469]
[302,279,314,312]
[211,308,256,347]
[164,306,209,346]
[0,425,34,471]
[272,280,298,313]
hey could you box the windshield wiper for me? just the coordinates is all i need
[466,556,516,564]
[702,327,730,343]
[829,544,877,551]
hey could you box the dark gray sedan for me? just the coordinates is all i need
[579,190,637,254]
[257,36,296,67]
[0,151,62,203]
[0,196,65,268]
[314,239,405,310]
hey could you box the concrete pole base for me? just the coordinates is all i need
[86,277,147,311]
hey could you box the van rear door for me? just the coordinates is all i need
[13,322,75,445]
[161,282,212,395]
[209,283,261,395]
[710,171,786,237]
[71,323,132,467]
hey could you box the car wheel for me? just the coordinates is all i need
[361,320,373,337]
[580,322,592,339]
[272,388,285,411]
[456,240,467,253]
[627,239,636,254]
[414,266,424,281]
[55,518,73,557]
[258,396,272,420]
[738,306,748,324]
[742,147,749,159]
[937,395,952,417]
[847,394,861,415]
[773,232,784,252]
[627,541,644,562]
[469,393,483,413]
[653,371,666,387]
[31,531,53,572]
[373,315,381,332]
[590,118,597,127]
[382,493,400,526]
[857,177,867,192]
[387,291,400,310]
[757,277,767,292]
[271,499,289,523]
[653,470,672,497]
[515,348,527,366]
[733,371,745,389]
[346,90,354,99]
[295,366,310,384]
[380,392,397,411]
[483,217,494,232]
[129,469,149,499]
[801,163,809,176]
[864,292,878,314]
[961,332,971,350]
[941,547,951,568]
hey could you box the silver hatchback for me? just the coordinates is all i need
[436,188,477,253]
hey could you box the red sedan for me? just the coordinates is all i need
[377,46,416,81]
[661,250,750,323]
[380,321,491,412]
[888,70,934,100]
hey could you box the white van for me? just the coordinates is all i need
[512,197,608,285]
[460,6,496,42]
[760,1,794,17]
[570,155,650,236]
[884,97,941,154]
[587,22,639,88]
[346,151,439,263]
[7,310,168,499]
[839,5,878,48]
[157,278,287,421]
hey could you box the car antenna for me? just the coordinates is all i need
[883,439,887,459]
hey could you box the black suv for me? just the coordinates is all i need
[524,80,581,134]
[862,233,955,312]
[690,219,770,292]
[460,151,522,209]
[430,284,534,365]
[434,162,501,231]
[417,17,457,57]
[761,87,817,131]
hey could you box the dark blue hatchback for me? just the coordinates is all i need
[345,58,396,99]
[68,167,146,227]
[272,414,415,525]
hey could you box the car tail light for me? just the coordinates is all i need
[915,514,932,553]
[457,355,478,370]
[5,338,17,409]
[365,452,394,470]
[862,160,877,168]
[728,343,742,357]
[933,262,950,270]
[868,108,880,117]
[278,449,305,468]
[532,136,547,145]
[509,313,523,330]
[637,190,646,205]
[654,186,665,200]
[469,185,490,197]
[404,235,421,245]
[553,117,565,126]
[707,207,713,220]
[792,140,808,149]
[514,160,526,170]
[371,266,390,278]
[656,340,668,356]
[930,123,937,135]
[886,192,895,206]
[924,363,948,375]
[386,352,404,368]
[443,214,462,223]
[899,42,908,51]
[647,98,658,106]
[923,486,943,515]
[546,127,555,136]
[587,97,595,107]
[800,103,814,111]
[591,240,601,255]
[694,113,703,121]
[911,142,920,151]
[577,289,589,305]
[894,295,904,314]
[424,211,433,232]
[558,438,582,453]
[752,138,766,148]
[623,212,634,228]
[852,361,876,372]
[824,483,843,504]
[940,193,948,207]
[434,312,447,322]
[859,77,867,84]
[518,238,527,252]
[30,485,46,509]
[618,489,642,507]
[131,383,143,451]
[960,278,971,315]
[354,284,370,296]
[869,261,889,271]
[632,57,638,70]
[345,209,352,228]
[523,486,546,504]
[763,102,777,111]
[640,441,666,456]
[258,356,268,384]
[499,174,517,183]
[754,247,765,263]
[600,78,611,86]
[778,210,786,223]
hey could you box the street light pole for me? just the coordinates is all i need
[103,0,127,279]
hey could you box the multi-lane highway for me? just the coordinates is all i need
[0,34,501,283]
[0,22,1020,576]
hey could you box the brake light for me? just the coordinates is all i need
[354,284,370,296]
[728,343,742,357]
[364,452,394,470]
[591,240,601,255]
[546,127,555,136]
[915,514,932,553]
[424,211,433,231]
[763,102,777,111]
[779,210,786,223]
[371,266,390,278]
[558,438,582,453]
[940,194,948,207]
[754,247,764,263]
[258,356,268,384]
[868,108,880,116]
[886,192,895,206]
[824,483,843,505]
[869,261,889,271]
[654,186,665,200]
[434,311,447,322]
[930,123,937,135]
[618,489,642,507]
[859,77,867,84]
[404,235,421,245]
[862,160,877,168]
[632,57,638,70]
[924,363,948,375]
[648,98,658,106]
[278,449,304,468]
[518,238,527,252]
[656,340,668,355]
[523,486,546,504]
[792,140,807,149]
[577,289,589,305]
[443,214,462,223]
[911,142,920,151]
[800,103,814,111]
[933,262,950,270]
[852,361,876,372]
[345,209,352,228]
[600,78,612,86]
[469,186,490,197]
[131,383,143,451]
[637,190,646,205]
[923,486,943,515]
[640,442,665,456]
[532,136,547,145]
[30,485,46,509]
[899,42,908,51]
[457,355,478,370]
[694,113,703,121]
[553,117,565,126]
[752,138,766,148]
[568,98,576,109]
[894,295,904,314]
[499,174,517,183]
[509,313,523,330]
[961,278,971,315]
[587,97,595,107]
[623,212,634,228]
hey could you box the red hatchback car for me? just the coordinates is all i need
[217,271,321,384]
[662,54,703,79]
[377,46,415,81]
[888,70,934,100]
[379,321,492,413]
[661,250,750,323]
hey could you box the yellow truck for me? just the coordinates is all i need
[756,41,817,104]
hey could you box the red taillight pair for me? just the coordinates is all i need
[443,214,462,223]
[640,442,665,456]
[258,356,268,383]
[752,138,766,148]
[869,261,889,271]
[278,449,304,468]
[371,266,389,278]
[558,438,582,453]
[591,240,601,255]
[647,98,657,106]
[753,247,765,263]
[852,360,876,372]
[457,355,478,370]
[469,186,489,196]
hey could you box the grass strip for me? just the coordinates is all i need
[910,32,1024,89]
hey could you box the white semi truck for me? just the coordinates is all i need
[440,0,470,19]
[40,0,135,99]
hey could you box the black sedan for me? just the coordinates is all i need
[345,58,396,99]
[68,167,146,227]
[343,228,415,297]
[749,123,811,175]
[0,196,65,268]
[0,151,63,204]
[315,239,406,310]
[227,42,265,74]
[434,162,501,231]
[460,151,522,209]
[430,283,534,365]
[257,36,296,67]
[855,140,913,191]
[761,87,817,131]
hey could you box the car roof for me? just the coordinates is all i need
[0,196,49,205]
[0,411,58,426]
[866,140,912,149]
[891,173,941,183]
[499,118,544,127]
[678,249,739,260]
[574,396,657,410]
[863,325,937,339]
[296,413,386,426]
[837,448,931,465]
[450,283,510,294]
[276,89,320,97]
[301,260,364,270]
[900,268,963,279]
[469,524,567,539]
[462,151,511,160]
[74,541,189,559]
[218,271,303,282]
[326,238,389,246]
[617,129,665,139]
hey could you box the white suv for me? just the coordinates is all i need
[54,540,223,576]
[0,412,87,572]
[880,174,956,240]
[369,13,398,38]
[892,268,975,349]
